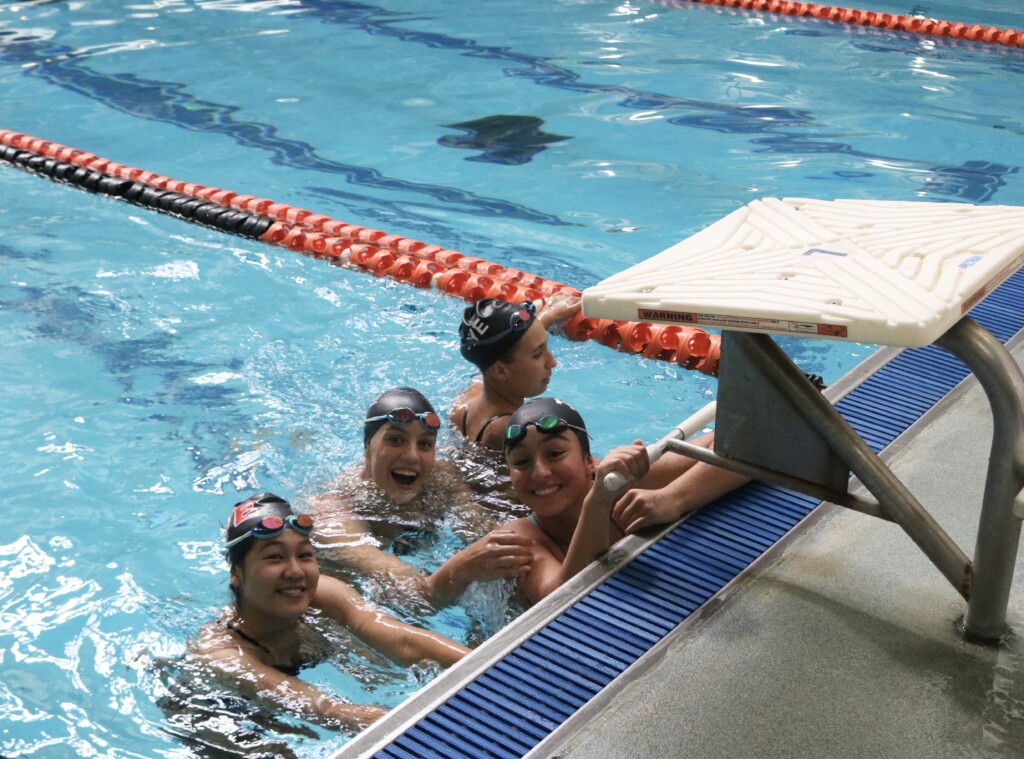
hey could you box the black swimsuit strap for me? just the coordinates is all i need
[474,412,512,443]
[225,622,303,677]
[226,622,270,655]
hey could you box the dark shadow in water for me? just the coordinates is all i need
[0,279,254,484]
[2,4,1018,226]
[294,0,1020,204]
[438,115,571,166]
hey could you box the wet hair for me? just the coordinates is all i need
[459,299,537,372]
[363,387,437,447]
[504,397,590,456]
[225,492,295,569]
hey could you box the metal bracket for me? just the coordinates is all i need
[716,331,850,493]
[704,319,1024,643]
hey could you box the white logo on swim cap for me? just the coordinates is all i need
[464,314,489,342]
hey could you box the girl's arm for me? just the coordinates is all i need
[613,433,749,534]
[425,527,534,606]
[314,575,470,668]
[307,490,431,591]
[196,643,385,732]
[521,446,649,604]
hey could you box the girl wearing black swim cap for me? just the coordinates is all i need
[451,295,580,451]
[492,397,746,604]
[360,387,442,506]
[306,388,529,608]
[495,398,647,603]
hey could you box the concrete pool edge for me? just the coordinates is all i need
[525,329,1024,759]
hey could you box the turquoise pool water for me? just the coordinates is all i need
[1,0,1022,756]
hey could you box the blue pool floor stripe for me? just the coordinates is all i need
[375,267,1024,759]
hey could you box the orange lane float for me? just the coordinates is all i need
[651,0,1022,47]
[0,128,721,375]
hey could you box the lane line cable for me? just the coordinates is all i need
[0,129,722,375]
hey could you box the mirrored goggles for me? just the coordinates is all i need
[464,301,536,347]
[225,513,314,548]
[504,414,589,449]
[365,407,442,432]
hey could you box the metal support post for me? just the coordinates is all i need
[935,317,1024,642]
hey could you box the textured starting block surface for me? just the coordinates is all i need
[583,197,1024,347]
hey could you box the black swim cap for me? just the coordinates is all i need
[459,299,537,371]
[504,397,590,456]
[363,387,437,447]
[225,492,294,566]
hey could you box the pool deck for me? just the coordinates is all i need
[543,337,1024,759]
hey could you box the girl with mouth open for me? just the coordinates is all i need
[306,387,534,608]
[188,493,469,733]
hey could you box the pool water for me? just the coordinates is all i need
[1,0,1022,756]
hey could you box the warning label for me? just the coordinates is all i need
[638,308,849,339]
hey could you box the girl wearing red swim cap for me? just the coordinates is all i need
[188,493,469,732]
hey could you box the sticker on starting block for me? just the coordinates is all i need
[802,247,850,258]
[961,251,1024,315]
[637,308,849,339]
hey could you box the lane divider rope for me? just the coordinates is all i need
[654,0,1023,47]
[0,129,721,376]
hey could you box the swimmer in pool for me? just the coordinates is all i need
[188,493,469,733]
[306,387,533,606]
[450,295,579,452]
[479,397,748,605]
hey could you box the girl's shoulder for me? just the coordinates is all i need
[190,614,251,663]
[508,515,557,550]
[513,515,568,561]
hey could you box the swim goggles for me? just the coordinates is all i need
[225,513,314,548]
[463,301,536,347]
[504,414,589,448]
[364,407,442,432]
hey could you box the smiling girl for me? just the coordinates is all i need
[494,397,747,604]
[189,493,469,732]
[306,388,531,606]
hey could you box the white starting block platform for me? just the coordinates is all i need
[582,197,1024,348]
[583,197,1024,644]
